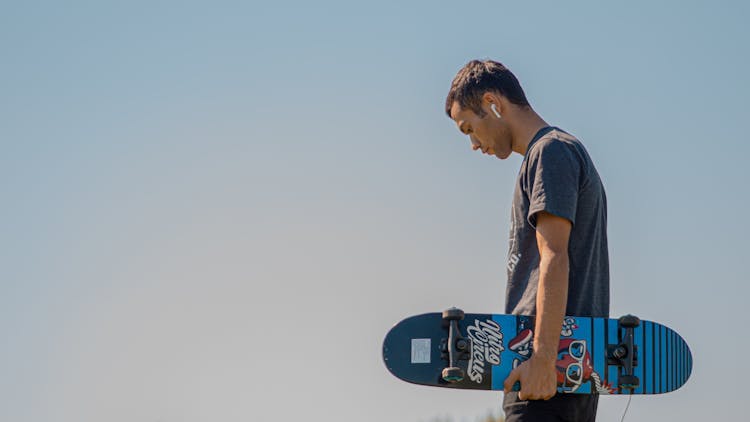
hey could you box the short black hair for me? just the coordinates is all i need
[445,60,530,118]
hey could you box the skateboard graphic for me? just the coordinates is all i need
[383,308,692,395]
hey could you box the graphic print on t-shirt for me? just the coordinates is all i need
[507,204,522,274]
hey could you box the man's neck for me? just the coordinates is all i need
[510,111,549,156]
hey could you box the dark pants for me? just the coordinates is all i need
[503,392,599,422]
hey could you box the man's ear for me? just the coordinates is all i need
[482,92,503,117]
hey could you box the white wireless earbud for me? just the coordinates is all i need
[491,104,502,118]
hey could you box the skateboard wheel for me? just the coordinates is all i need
[442,307,465,321]
[442,367,464,383]
[619,315,640,328]
[618,374,640,389]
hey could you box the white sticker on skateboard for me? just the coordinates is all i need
[411,339,431,363]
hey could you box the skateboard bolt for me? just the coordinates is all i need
[456,339,468,351]
[613,345,627,359]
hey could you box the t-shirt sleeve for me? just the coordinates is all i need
[525,139,583,228]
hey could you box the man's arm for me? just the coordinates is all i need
[504,211,572,400]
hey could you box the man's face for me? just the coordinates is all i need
[449,101,513,159]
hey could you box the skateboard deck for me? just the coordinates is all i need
[383,309,692,395]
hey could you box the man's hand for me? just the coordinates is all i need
[503,356,558,400]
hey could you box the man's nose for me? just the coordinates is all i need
[469,135,480,149]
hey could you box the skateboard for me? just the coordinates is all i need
[382,308,692,395]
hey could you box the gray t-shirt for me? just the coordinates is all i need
[505,127,609,318]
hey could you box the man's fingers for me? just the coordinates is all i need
[503,367,520,393]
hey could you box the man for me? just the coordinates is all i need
[445,60,609,422]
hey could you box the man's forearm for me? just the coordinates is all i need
[503,212,572,399]
[532,251,569,362]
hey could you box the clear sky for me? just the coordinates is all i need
[2,1,748,421]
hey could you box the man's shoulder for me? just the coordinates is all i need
[524,128,587,168]
[529,128,581,154]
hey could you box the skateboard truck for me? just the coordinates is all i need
[440,307,471,383]
[607,314,640,390]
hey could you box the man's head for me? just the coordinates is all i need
[445,60,532,159]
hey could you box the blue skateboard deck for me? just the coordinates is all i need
[382,310,692,395]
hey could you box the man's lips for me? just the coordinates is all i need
[471,145,494,155]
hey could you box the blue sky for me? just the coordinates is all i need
[2,1,749,421]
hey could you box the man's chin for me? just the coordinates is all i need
[494,150,512,159]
